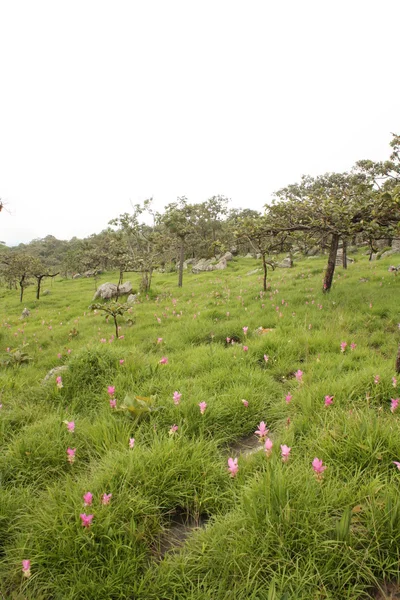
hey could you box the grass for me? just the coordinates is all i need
[0,252,399,599]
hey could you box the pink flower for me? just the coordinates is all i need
[391,398,399,413]
[109,399,117,409]
[83,492,93,506]
[226,337,231,343]
[393,377,398,388]
[119,359,125,365]
[100,338,106,343]
[241,399,249,407]
[312,457,327,478]
[393,461,400,470]
[22,559,31,578]
[67,349,72,354]
[107,386,115,396]
[173,391,182,405]
[324,395,334,406]
[350,343,357,351]
[255,421,269,439]
[56,376,63,389]
[67,447,76,464]
[285,394,292,404]
[295,369,303,383]
[374,375,380,385]
[340,342,347,353]
[80,513,94,528]
[243,345,248,352]
[159,356,168,365]
[264,438,273,456]
[169,424,178,435]
[65,421,75,432]
[242,326,248,335]
[199,401,207,415]
[263,354,269,363]
[228,457,239,477]
[102,493,112,505]
[280,444,291,462]
[57,353,62,359]
[129,437,135,449]
[157,337,163,344]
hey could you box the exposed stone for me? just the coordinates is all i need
[370,253,379,261]
[246,268,261,276]
[42,365,69,384]
[256,253,262,259]
[220,251,233,262]
[127,293,138,304]
[307,246,320,256]
[72,273,82,279]
[93,281,133,301]
[244,253,254,258]
[213,258,227,270]
[278,256,293,268]
[183,258,196,270]
[192,258,216,274]
[42,290,51,296]
[392,238,400,253]
[21,308,30,318]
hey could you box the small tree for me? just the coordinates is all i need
[0,253,41,302]
[235,215,289,291]
[89,302,130,339]
[161,197,197,288]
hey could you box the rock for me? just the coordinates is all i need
[21,308,30,318]
[246,268,261,276]
[214,258,227,270]
[192,259,216,274]
[244,253,254,258]
[93,281,133,301]
[278,257,293,268]
[183,258,197,270]
[73,273,82,279]
[43,290,51,296]
[127,293,138,304]
[307,246,320,256]
[230,247,238,256]
[42,365,69,384]
[370,253,379,261]
[256,254,262,259]
[392,238,400,253]
[220,251,233,262]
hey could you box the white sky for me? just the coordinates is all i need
[1,0,399,246]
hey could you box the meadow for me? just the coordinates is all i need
[0,252,399,600]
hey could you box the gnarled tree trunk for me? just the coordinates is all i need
[323,233,339,293]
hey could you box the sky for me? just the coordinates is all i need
[1,0,399,246]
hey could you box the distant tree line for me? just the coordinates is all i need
[1,134,399,299]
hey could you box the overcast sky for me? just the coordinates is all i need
[1,0,399,246]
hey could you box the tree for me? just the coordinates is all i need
[0,253,42,302]
[235,215,289,291]
[160,197,197,288]
[268,170,399,292]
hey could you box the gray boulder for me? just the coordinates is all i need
[21,308,31,318]
[214,258,227,270]
[127,293,138,304]
[43,365,69,384]
[244,253,254,258]
[278,256,293,268]
[43,290,51,296]
[220,251,233,262]
[192,259,216,274]
[93,281,133,301]
[73,273,82,279]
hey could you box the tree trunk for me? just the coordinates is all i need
[36,275,43,300]
[19,277,25,303]
[178,238,185,288]
[262,253,268,292]
[396,343,400,374]
[323,233,339,293]
[342,238,347,269]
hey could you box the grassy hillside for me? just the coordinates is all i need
[0,252,399,599]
